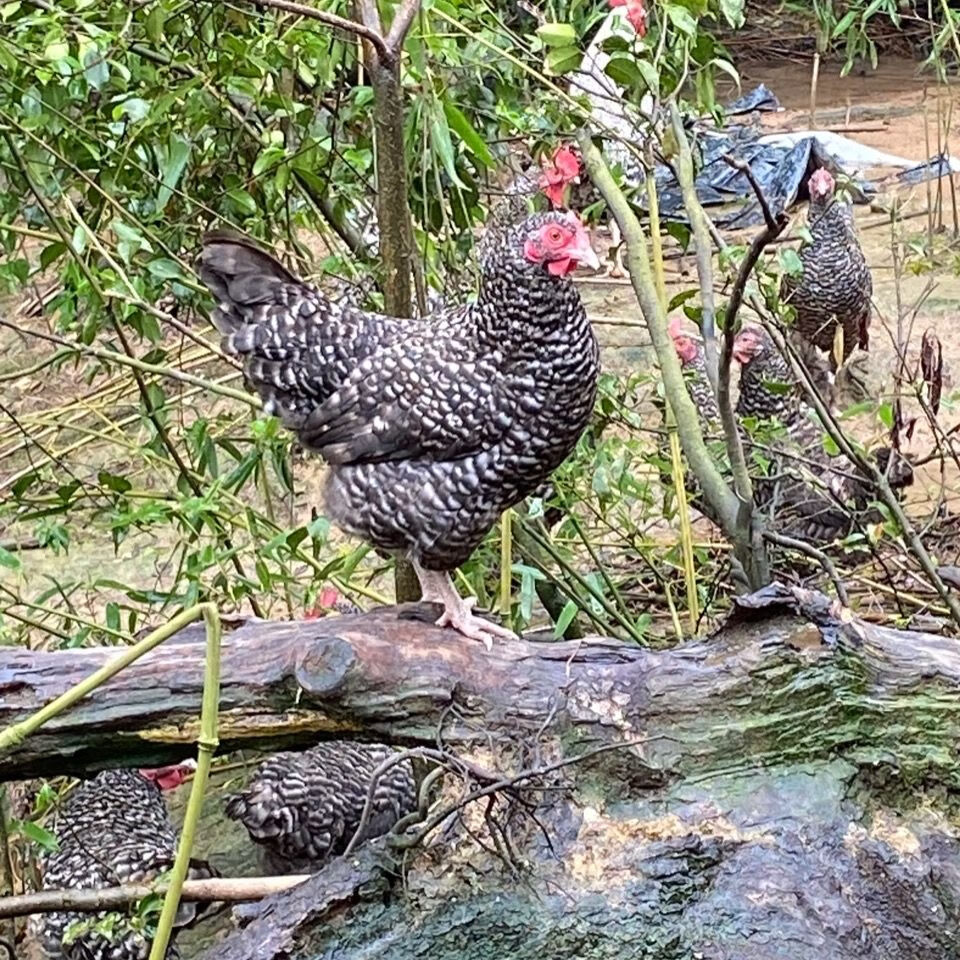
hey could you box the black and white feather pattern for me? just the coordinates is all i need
[736,329,911,544]
[781,181,872,365]
[199,213,599,571]
[33,770,216,960]
[224,741,415,873]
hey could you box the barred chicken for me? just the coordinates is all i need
[734,325,911,545]
[780,168,872,388]
[34,766,216,960]
[199,212,600,647]
[225,741,415,874]
[655,318,723,523]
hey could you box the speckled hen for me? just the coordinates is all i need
[780,168,872,374]
[734,325,912,544]
[225,741,415,874]
[34,766,216,960]
[199,212,600,646]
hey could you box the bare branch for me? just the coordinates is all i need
[0,876,310,920]
[669,106,718,390]
[723,153,778,231]
[241,0,391,62]
[385,0,422,55]
[763,531,850,605]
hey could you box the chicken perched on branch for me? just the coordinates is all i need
[734,325,912,545]
[199,212,600,646]
[225,742,415,874]
[780,168,872,392]
[34,766,216,960]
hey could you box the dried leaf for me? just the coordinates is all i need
[921,327,943,416]
[832,322,845,371]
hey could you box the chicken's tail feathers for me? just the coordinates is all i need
[198,230,306,340]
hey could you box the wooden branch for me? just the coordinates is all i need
[240,0,391,62]
[3,590,960,789]
[0,876,310,919]
[384,0,421,54]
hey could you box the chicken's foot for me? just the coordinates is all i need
[413,562,518,650]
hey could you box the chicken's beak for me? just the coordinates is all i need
[570,226,601,272]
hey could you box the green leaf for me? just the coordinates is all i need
[146,258,186,280]
[226,187,258,216]
[536,22,576,47]
[117,97,150,123]
[81,42,109,90]
[21,820,59,852]
[39,242,66,270]
[709,57,740,91]
[665,4,698,36]
[442,99,494,170]
[156,134,191,212]
[252,145,285,178]
[43,40,69,61]
[668,288,699,311]
[544,46,582,76]
[719,0,745,28]
[779,248,803,277]
[604,55,645,89]
[145,4,165,44]
[0,546,21,571]
[553,599,579,638]
[822,433,840,457]
[633,58,661,97]
[98,470,133,494]
[430,104,465,189]
[831,9,858,39]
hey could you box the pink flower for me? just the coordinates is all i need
[610,0,647,37]
[539,145,581,208]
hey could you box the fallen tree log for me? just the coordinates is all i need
[1,587,960,786]
[5,585,960,959]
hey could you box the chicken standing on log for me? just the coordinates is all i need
[33,766,216,960]
[780,168,872,390]
[198,212,600,647]
[734,325,912,545]
[225,741,415,874]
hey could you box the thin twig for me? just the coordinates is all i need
[0,875,310,920]
[763,531,850,605]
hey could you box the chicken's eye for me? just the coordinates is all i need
[545,227,564,245]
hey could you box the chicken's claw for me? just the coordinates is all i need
[435,596,518,650]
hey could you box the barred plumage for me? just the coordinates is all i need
[734,326,912,545]
[199,212,600,646]
[34,769,216,960]
[225,742,416,874]
[781,168,872,370]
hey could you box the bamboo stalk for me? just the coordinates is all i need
[499,510,513,627]
[149,603,221,960]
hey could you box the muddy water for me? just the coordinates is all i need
[586,56,960,518]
